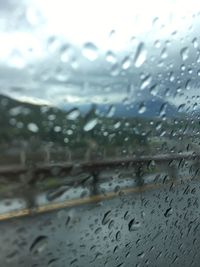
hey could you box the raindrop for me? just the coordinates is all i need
[188,68,193,74]
[148,160,156,171]
[169,72,175,82]
[6,250,18,262]
[95,227,102,234]
[138,103,146,114]
[27,123,39,133]
[83,118,98,132]
[82,42,98,61]
[128,219,141,231]
[164,207,173,217]
[154,40,161,48]
[47,36,60,53]
[185,79,192,90]
[106,51,117,64]
[111,63,120,76]
[192,37,198,49]
[134,42,147,68]
[48,258,58,267]
[114,121,121,129]
[30,236,48,255]
[180,47,189,61]
[102,210,112,225]
[178,104,185,112]
[66,129,73,135]
[109,29,116,38]
[122,56,131,70]
[159,103,167,117]
[124,211,130,220]
[70,258,78,265]
[113,245,119,253]
[181,64,186,71]
[107,105,116,117]
[67,108,80,120]
[197,53,200,63]
[108,220,114,229]
[150,84,158,96]
[116,231,121,241]
[54,126,61,132]
[46,186,69,201]
[137,252,145,258]
[161,48,168,59]
[60,44,73,62]
[193,102,198,111]
[140,75,152,90]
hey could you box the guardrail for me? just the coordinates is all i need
[0,151,199,220]
[0,151,198,185]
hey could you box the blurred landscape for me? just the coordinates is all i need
[0,93,199,166]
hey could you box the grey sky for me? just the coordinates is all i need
[0,0,200,111]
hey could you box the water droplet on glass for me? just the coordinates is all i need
[67,108,80,120]
[122,56,131,70]
[109,29,116,39]
[159,103,167,117]
[180,47,189,61]
[150,84,158,96]
[185,79,192,90]
[181,64,186,71]
[30,236,48,255]
[47,36,60,53]
[192,37,198,49]
[107,105,116,117]
[134,42,147,68]
[138,103,146,114]
[106,51,117,64]
[128,219,141,231]
[6,250,18,262]
[164,207,173,217]
[65,216,71,227]
[111,63,120,76]
[140,75,152,90]
[95,227,102,234]
[114,121,121,129]
[169,72,175,82]
[102,210,112,225]
[178,104,185,112]
[154,40,161,48]
[137,252,145,259]
[83,118,98,132]
[48,258,58,267]
[116,231,121,241]
[82,42,98,61]
[47,186,69,201]
[161,48,168,59]
[124,211,130,220]
[60,45,73,62]
[27,123,39,133]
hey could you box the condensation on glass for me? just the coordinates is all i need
[0,0,200,266]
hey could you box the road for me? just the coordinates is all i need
[0,173,200,267]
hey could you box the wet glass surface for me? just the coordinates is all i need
[0,0,200,266]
